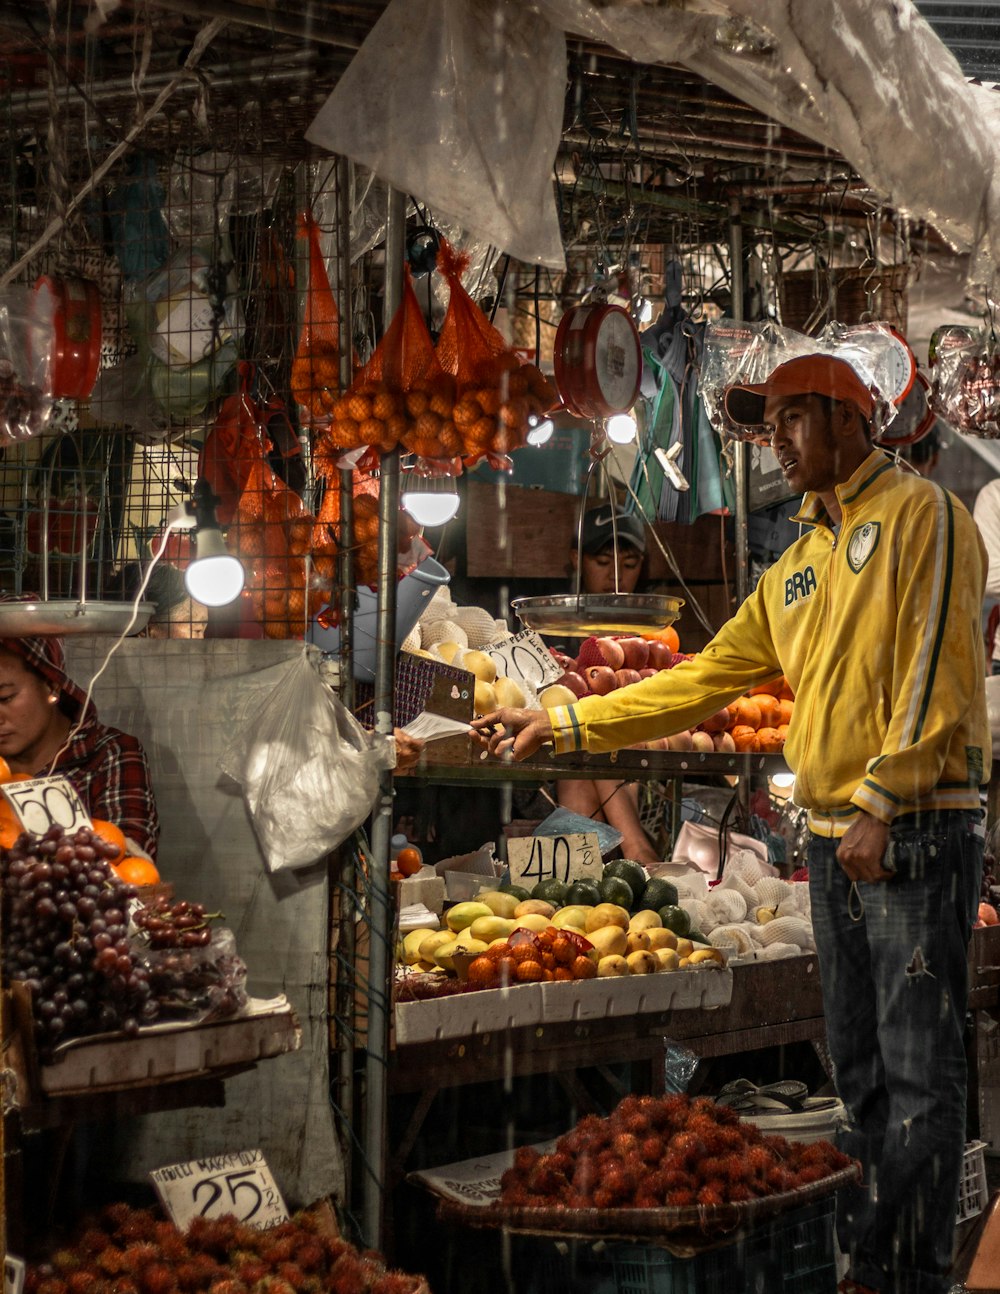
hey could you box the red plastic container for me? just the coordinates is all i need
[34,275,102,400]
[553,303,642,419]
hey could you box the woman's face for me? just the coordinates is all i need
[576,545,643,594]
[0,653,63,765]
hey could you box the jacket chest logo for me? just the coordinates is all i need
[784,565,817,605]
[846,521,881,573]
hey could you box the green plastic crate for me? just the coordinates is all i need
[511,1196,837,1294]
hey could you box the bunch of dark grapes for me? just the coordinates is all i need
[133,895,218,949]
[1,824,160,1060]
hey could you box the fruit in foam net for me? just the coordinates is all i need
[462,650,497,683]
[538,683,580,708]
[473,679,497,715]
[494,676,527,708]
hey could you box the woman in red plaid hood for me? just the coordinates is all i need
[0,634,159,859]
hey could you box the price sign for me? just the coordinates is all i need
[483,630,562,692]
[150,1149,289,1233]
[507,831,602,888]
[2,775,91,838]
[4,1255,25,1294]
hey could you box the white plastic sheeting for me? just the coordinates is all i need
[306,0,567,267]
[307,0,1000,284]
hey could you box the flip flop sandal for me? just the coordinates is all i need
[716,1079,811,1111]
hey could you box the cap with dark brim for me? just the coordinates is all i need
[723,354,876,429]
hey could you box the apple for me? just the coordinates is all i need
[667,729,694,751]
[618,637,649,671]
[556,670,590,698]
[584,665,617,695]
[639,668,657,680]
[614,668,642,689]
[713,731,736,754]
[691,731,715,753]
[549,649,576,672]
[699,706,732,734]
[645,640,675,671]
[594,637,625,670]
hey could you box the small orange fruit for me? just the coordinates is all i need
[0,757,11,783]
[91,819,127,862]
[644,625,680,652]
[396,847,423,877]
[757,726,785,753]
[777,698,794,726]
[729,697,762,731]
[112,855,161,887]
[755,695,782,729]
[731,724,761,752]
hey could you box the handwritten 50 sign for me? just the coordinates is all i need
[2,775,91,838]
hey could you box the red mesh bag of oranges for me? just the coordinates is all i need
[435,238,557,468]
[290,211,342,426]
[328,267,458,463]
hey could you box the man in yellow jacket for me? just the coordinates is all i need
[475,353,989,1294]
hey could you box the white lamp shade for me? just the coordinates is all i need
[402,485,460,527]
[185,529,245,607]
[606,412,638,444]
[526,416,555,446]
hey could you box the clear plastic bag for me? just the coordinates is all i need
[305,0,567,268]
[139,927,249,1024]
[220,652,395,871]
[0,286,55,445]
[928,325,1000,439]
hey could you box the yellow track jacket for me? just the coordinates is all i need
[548,450,990,835]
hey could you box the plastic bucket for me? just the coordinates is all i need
[307,556,451,681]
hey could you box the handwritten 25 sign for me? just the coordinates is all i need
[150,1150,289,1233]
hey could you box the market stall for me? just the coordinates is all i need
[1,2,999,1291]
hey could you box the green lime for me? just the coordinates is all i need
[641,877,679,912]
[565,878,602,907]
[532,877,569,905]
[658,905,691,937]
[602,858,648,904]
[600,875,636,910]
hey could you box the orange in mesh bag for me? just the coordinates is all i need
[290,211,342,424]
[435,238,557,467]
[328,266,459,462]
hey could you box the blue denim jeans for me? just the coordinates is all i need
[807,810,983,1294]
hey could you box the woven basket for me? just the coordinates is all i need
[779,265,909,335]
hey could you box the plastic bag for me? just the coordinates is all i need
[700,317,903,442]
[327,266,457,461]
[290,211,342,426]
[304,0,566,268]
[928,324,1000,439]
[0,286,55,445]
[220,652,395,871]
[436,239,556,467]
[138,927,248,1024]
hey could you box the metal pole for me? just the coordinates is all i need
[728,197,750,607]
[331,154,356,1213]
[361,185,405,1249]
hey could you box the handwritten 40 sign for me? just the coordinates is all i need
[150,1149,289,1233]
[507,831,602,889]
[2,774,91,837]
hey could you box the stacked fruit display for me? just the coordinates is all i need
[1,824,238,1062]
[499,1091,853,1210]
[22,1201,430,1294]
[396,860,725,995]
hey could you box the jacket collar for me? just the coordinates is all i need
[791,448,896,529]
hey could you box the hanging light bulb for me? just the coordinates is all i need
[606,412,638,444]
[401,475,460,527]
[770,772,795,789]
[526,412,555,446]
[177,478,245,607]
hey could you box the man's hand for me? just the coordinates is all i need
[393,728,425,772]
[836,811,893,883]
[471,708,554,761]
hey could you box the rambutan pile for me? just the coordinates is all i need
[499,1092,852,1211]
[23,1203,430,1294]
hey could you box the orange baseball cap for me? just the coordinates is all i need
[724,354,876,428]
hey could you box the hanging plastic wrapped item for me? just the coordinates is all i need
[435,239,557,469]
[105,152,170,285]
[163,150,236,245]
[928,324,1000,439]
[0,285,55,445]
[305,0,567,268]
[219,651,395,872]
[700,318,906,442]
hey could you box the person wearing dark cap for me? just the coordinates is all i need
[0,634,159,859]
[476,351,988,1294]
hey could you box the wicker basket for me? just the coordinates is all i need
[779,265,909,335]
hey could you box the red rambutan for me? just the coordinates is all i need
[613,1095,644,1124]
[258,1238,297,1268]
[77,1231,111,1258]
[728,1184,752,1202]
[96,1252,126,1277]
[792,1164,830,1186]
[109,1280,139,1294]
[36,1280,69,1294]
[207,1282,247,1294]
[120,1247,159,1271]
[370,1275,420,1294]
[665,1188,695,1208]
[611,1133,640,1159]
[293,1242,325,1274]
[101,1205,134,1231]
[513,1146,541,1175]
[527,1158,568,1197]
[638,1136,664,1165]
[67,1274,101,1294]
[666,1131,703,1165]
[745,1145,773,1175]
[696,1184,724,1208]
[276,1263,305,1288]
[620,1113,654,1138]
[235,1263,269,1288]
[590,1188,616,1210]
[633,1191,662,1210]
[136,1262,176,1294]
[168,1265,204,1293]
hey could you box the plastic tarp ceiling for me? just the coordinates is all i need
[308,0,1000,284]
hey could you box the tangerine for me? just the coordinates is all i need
[396,847,423,877]
[728,697,762,731]
[731,724,760,752]
[0,757,10,782]
[777,698,794,726]
[112,855,161,887]
[748,677,785,698]
[91,818,127,862]
[756,726,785,753]
[645,625,680,653]
[755,695,782,729]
